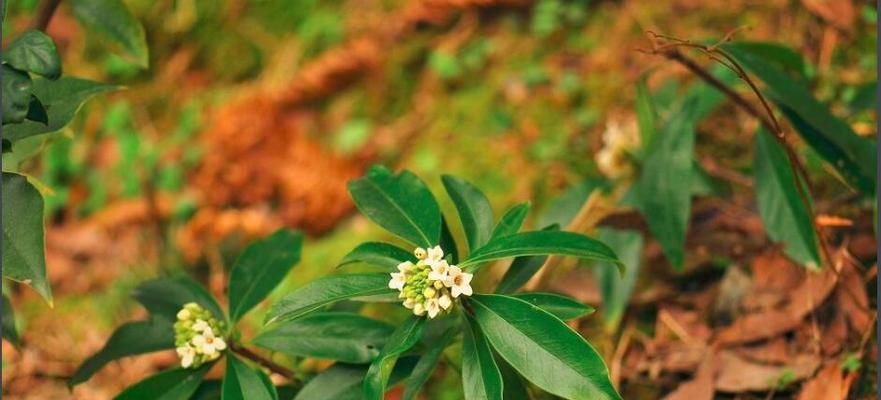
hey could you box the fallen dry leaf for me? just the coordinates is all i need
[714,350,820,392]
[796,361,844,400]
[715,268,837,345]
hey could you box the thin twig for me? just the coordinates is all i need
[32,0,62,31]
[230,343,300,384]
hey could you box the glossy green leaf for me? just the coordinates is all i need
[191,380,223,400]
[266,273,389,323]
[222,355,277,400]
[4,77,117,142]
[496,356,531,400]
[723,42,876,194]
[294,364,366,400]
[753,128,820,268]
[115,366,210,400]
[2,172,51,302]
[348,165,441,247]
[442,175,494,252]
[254,312,393,363]
[294,359,418,400]
[338,242,415,270]
[462,231,620,271]
[633,99,701,269]
[228,229,303,322]
[2,65,33,124]
[70,319,174,386]
[363,316,426,400]
[470,294,620,400]
[70,0,149,67]
[132,276,225,322]
[721,41,810,81]
[462,319,503,400]
[592,228,643,332]
[847,80,876,115]
[491,203,530,239]
[511,292,594,321]
[401,328,456,400]
[1,293,20,347]
[494,224,559,295]
[3,30,61,79]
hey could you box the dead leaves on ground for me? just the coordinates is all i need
[623,247,875,399]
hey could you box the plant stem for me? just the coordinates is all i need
[230,343,300,384]
[32,0,62,31]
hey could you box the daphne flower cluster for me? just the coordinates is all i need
[173,302,227,368]
[389,246,473,318]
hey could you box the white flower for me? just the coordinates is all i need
[176,309,191,320]
[177,346,195,368]
[414,247,427,259]
[388,272,406,291]
[193,330,226,356]
[425,298,440,318]
[438,294,452,310]
[445,266,473,298]
[192,319,210,333]
[428,260,450,281]
[413,302,426,316]
[397,261,415,273]
[403,298,416,309]
[426,246,444,264]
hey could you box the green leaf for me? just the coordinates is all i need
[1,294,20,347]
[222,355,277,400]
[132,276,225,322]
[720,41,810,81]
[254,312,393,363]
[294,364,365,400]
[723,42,877,194]
[266,273,389,323]
[363,316,426,400]
[494,224,559,295]
[462,319,503,400]
[469,294,620,400]
[70,319,174,386]
[496,356,531,400]
[228,229,303,322]
[491,203,530,239]
[3,30,61,79]
[191,380,222,400]
[294,360,418,400]
[115,366,210,400]
[511,292,594,321]
[442,175,494,252]
[635,76,657,154]
[348,165,441,247]
[632,98,701,269]
[2,65,33,124]
[462,231,620,271]
[338,242,415,270]
[70,0,149,67]
[753,128,820,268]
[4,77,117,142]
[401,328,456,400]
[591,228,643,332]
[2,172,51,302]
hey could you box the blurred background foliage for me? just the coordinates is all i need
[1,0,876,398]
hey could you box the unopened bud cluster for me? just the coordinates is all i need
[389,246,473,319]
[174,302,227,368]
